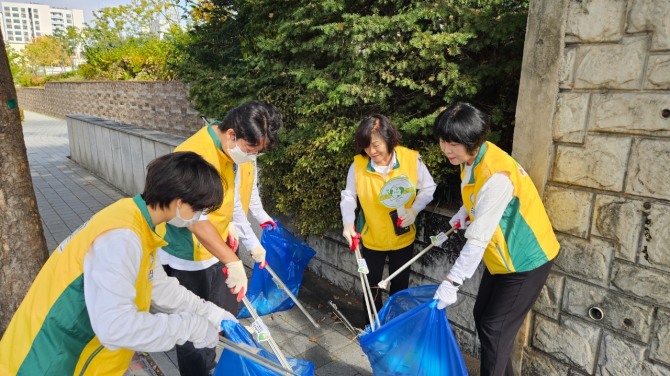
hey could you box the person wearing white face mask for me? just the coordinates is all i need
[0,152,239,375]
[155,101,282,376]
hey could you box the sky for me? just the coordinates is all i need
[16,1,134,23]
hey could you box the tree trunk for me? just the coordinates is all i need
[0,32,49,336]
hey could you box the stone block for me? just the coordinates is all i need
[562,279,653,342]
[543,185,593,238]
[553,234,614,286]
[590,93,670,137]
[533,272,564,320]
[626,139,670,201]
[560,47,577,89]
[640,202,670,273]
[128,136,145,195]
[532,315,601,373]
[552,93,589,143]
[651,309,670,366]
[553,135,631,191]
[154,142,173,158]
[591,194,644,261]
[646,55,670,89]
[446,293,476,332]
[118,133,134,196]
[109,131,124,190]
[611,260,670,306]
[521,348,570,376]
[565,0,626,42]
[597,332,669,375]
[573,36,647,90]
[451,324,477,356]
[627,0,670,51]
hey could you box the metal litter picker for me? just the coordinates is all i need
[263,264,321,329]
[217,336,297,376]
[350,233,381,332]
[241,296,293,372]
[377,223,460,291]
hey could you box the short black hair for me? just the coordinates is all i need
[354,114,401,156]
[433,103,490,154]
[217,101,282,151]
[142,152,224,213]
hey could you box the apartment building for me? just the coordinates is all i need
[0,1,84,51]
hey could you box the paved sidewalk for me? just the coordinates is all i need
[22,111,373,376]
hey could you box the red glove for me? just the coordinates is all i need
[260,220,277,230]
[349,233,361,251]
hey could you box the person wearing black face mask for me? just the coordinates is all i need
[155,101,282,376]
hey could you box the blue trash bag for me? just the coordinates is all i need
[214,321,315,376]
[238,220,316,318]
[359,285,468,376]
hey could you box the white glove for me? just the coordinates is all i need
[227,222,239,253]
[250,245,267,268]
[342,223,357,247]
[190,319,220,349]
[434,280,459,309]
[399,207,418,228]
[223,260,247,301]
[449,205,470,230]
[202,301,239,329]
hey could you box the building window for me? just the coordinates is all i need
[7,36,13,41]
[15,37,22,41]
[7,30,13,35]
[12,12,19,17]
[35,26,40,31]
[11,7,18,11]
[36,32,41,36]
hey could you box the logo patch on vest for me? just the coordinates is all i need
[516,162,527,177]
[378,176,416,208]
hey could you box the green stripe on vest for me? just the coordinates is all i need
[18,275,94,375]
[499,197,549,272]
[162,224,197,261]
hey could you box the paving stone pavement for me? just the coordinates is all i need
[22,110,374,376]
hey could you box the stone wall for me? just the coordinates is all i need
[18,82,201,137]
[515,0,670,374]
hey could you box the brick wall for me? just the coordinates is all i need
[17,81,201,137]
[515,0,670,374]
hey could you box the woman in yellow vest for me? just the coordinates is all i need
[432,103,560,376]
[0,152,239,376]
[156,101,281,376]
[341,114,436,310]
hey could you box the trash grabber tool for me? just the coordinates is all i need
[264,264,321,329]
[350,234,381,331]
[241,296,293,371]
[327,300,358,336]
[377,223,461,291]
[217,336,297,376]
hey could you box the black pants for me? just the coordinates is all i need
[473,260,553,376]
[163,262,239,376]
[361,243,414,311]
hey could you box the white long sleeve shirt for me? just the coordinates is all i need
[233,164,273,251]
[446,164,514,284]
[340,151,437,225]
[83,229,225,351]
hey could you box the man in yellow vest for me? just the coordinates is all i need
[432,103,560,376]
[0,152,239,376]
[156,101,281,376]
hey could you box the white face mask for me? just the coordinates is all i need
[168,204,202,227]
[227,136,258,164]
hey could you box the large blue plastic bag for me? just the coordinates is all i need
[214,321,315,376]
[238,221,316,318]
[373,285,439,328]
[359,286,468,376]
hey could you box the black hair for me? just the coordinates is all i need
[142,152,224,213]
[217,101,282,151]
[354,114,401,156]
[433,103,490,155]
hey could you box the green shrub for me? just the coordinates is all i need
[176,0,529,235]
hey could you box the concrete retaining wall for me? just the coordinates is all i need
[20,82,201,137]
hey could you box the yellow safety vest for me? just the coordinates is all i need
[354,146,419,251]
[462,142,560,274]
[0,196,166,376]
[156,126,235,261]
[238,162,255,215]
